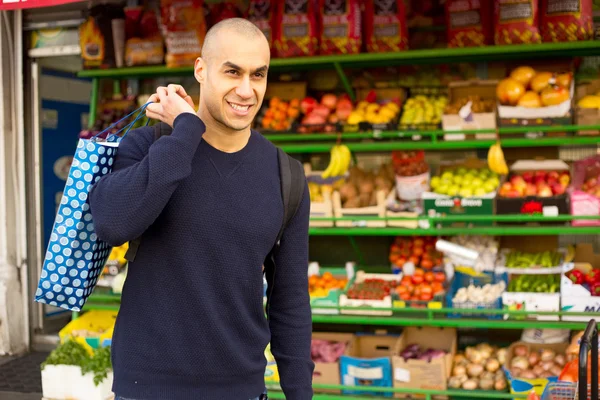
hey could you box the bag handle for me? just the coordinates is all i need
[92,102,152,142]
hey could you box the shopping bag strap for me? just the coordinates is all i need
[92,102,152,142]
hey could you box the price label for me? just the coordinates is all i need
[352,220,368,227]
[373,129,382,139]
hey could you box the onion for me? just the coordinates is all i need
[454,354,468,365]
[453,365,467,377]
[467,350,484,364]
[541,361,555,372]
[496,348,508,365]
[554,354,566,367]
[482,371,494,381]
[550,365,563,376]
[532,365,544,377]
[480,377,494,390]
[486,359,500,373]
[540,349,556,362]
[528,352,540,367]
[511,367,523,377]
[495,379,507,391]
[467,363,484,377]
[540,371,554,379]
[448,376,462,389]
[520,370,537,380]
[462,379,478,390]
[511,356,529,370]
[514,344,528,357]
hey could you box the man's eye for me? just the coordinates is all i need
[254,72,265,78]
[226,70,240,76]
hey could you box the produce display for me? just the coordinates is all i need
[395,269,446,303]
[398,343,447,362]
[346,100,401,126]
[444,95,495,114]
[256,97,300,132]
[391,150,429,177]
[321,144,352,179]
[497,66,572,107]
[487,142,509,176]
[79,100,143,139]
[448,343,507,391]
[299,94,354,132]
[501,250,563,269]
[508,344,566,380]
[452,281,505,305]
[564,269,600,296]
[337,163,395,208]
[311,338,348,363]
[309,272,348,298]
[399,95,447,128]
[507,274,560,293]
[345,277,401,301]
[449,236,499,271]
[499,170,571,198]
[430,166,499,197]
[389,236,443,271]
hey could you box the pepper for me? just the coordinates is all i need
[586,270,600,285]
[566,269,586,285]
[591,282,600,297]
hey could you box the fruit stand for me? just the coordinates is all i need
[31,0,600,399]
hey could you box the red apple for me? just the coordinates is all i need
[547,171,559,180]
[522,171,534,183]
[538,185,553,197]
[312,104,331,118]
[535,177,547,187]
[525,183,537,196]
[510,175,526,186]
[551,183,566,195]
[321,93,338,110]
[535,171,547,180]
[506,189,522,198]
[300,97,318,114]
[586,177,598,188]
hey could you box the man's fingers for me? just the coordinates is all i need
[146,103,162,115]
[156,86,168,102]
[168,84,188,98]
[147,93,159,104]
[184,95,195,109]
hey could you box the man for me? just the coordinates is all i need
[88,18,314,400]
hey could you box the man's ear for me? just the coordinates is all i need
[194,57,206,84]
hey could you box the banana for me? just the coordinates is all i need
[322,145,341,179]
[487,142,509,175]
[336,144,352,176]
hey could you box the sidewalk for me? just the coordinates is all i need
[0,352,47,400]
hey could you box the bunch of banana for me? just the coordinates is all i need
[321,144,352,179]
[487,141,509,175]
[108,243,129,265]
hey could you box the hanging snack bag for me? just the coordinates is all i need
[247,0,275,51]
[446,0,493,47]
[364,0,408,53]
[160,0,207,68]
[319,0,361,55]
[79,3,126,69]
[273,0,319,58]
[540,0,593,42]
[494,0,542,45]
[124,7,164,67]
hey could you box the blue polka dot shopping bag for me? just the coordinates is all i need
[35,104,150,311]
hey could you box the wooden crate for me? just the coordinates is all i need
[332,190,387,227]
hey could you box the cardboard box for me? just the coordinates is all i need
[502,292,560,321]
[574,79,600,135]
[423,159,496,228]
[392,327,457,396]
[265,81,307,101]
[332,190,388,228]
[442,80,498,140]
[340,333,400,398]
[504,341,568,398]
[569,155,600,226]
[312,332,356,394]
[339,271,402,316]
[305,164,336,228]
[496,160,571,220]
[561,244,600,321]
[309,264,354,315]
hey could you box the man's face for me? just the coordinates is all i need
[196,32,270,132]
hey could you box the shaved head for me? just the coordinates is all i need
[201,18,268,64]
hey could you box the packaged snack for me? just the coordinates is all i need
[446,0,493,47]
[160,0,206,68]
[247,0,275,50]
[124,7,164,67]
[494,0,542,45]
[319,0,361,55]
[540,0,593,42]
[79,3,126,69]
[210,1,241,27]
[364,0,409,53]
[273,0,320,57]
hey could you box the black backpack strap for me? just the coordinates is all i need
[124,122,173,263]
[264,148,305,317]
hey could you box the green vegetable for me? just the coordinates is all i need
[41,339,112,386]
[507,274,560,293]
[505,250,562,268]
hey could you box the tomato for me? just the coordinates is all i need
[420,292,433,301]
[410,295,421,301]
[396,286,407,295]
[424,272,435,283]
[401,276,412,285]
[395,258,407,267]
[400,292,411,301]
[413,286,422,297]
[389,253,399,263]
[405,283,415,294]
[425,243,434,251]
[414,268,425,276]
[432,282,444,295]
[409,256,420,265]
[421,259,434,270]
[412,275,424,285]
[413,247,424,257]
[434,272,446,282]
[414,238,424,247]
[420,284,433,295]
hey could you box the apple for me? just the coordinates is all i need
[510,175,526,186]
[522,171,534,183]
[447,186,460,196]
[547,171,559,180]
[300,97,318,114]
[595,188,600,198]
[551,183,566,195]
[559,172,570,187]
[535,171,547,180]
[506,189,521,198]
[538,185,553,197]
[534,177,547,187]
[474,188,486,196]
[459,188,473,198]
[483,182,497,193]
[586,177,598,188]
[525,183,537,196]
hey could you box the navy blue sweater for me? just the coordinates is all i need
[88,113,314,399]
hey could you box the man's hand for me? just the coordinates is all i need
[146,84,196,127]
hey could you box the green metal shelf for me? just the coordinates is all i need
[309,225,600,236]
[77,41,600,78]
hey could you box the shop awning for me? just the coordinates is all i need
[0,0,83,10]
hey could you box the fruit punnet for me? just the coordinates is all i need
[498,170,570,198]
[430,166,500,198]
[497,67,572,108]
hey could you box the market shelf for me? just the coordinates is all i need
[77,41,600,79]
[309,225,600,236]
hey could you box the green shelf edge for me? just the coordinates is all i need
[308,225,600,236]
[77,41,600,78]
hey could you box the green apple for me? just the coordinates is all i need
[471,177,483,188]
[486,177,500,188]
[453,175,463,185]
[456,167,467,176]
[430,176,441,189]
[447,185,460,196]
[468,168,478,176]
[437,184,449,195]
[483,182,496,193]
[462,174,474,185]
[459,188,473,198]
[441,171,454,181]
[474,187,487,197]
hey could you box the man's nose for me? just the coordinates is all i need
[235,76,253,99]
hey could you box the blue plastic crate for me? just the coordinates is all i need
[446,271,507,320]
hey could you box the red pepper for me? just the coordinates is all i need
[586,270,600,285]
[566,269,585,285]
[591,282,600,297]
